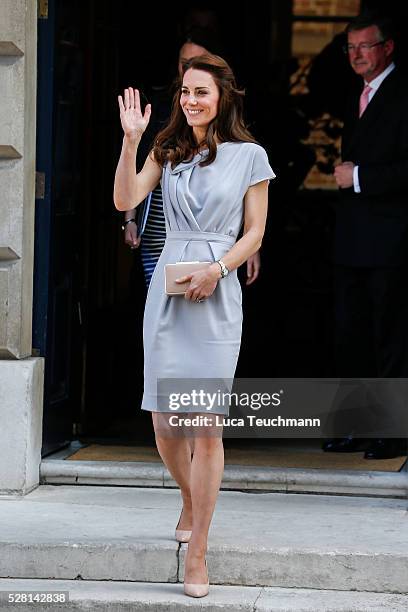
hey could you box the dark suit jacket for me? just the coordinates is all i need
[334,68,408,267]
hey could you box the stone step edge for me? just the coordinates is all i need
[40,459,408,497]
[0,578,407,611]
[2,543,408,594]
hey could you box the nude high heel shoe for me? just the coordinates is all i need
[175,509,192,543]
[184,557,209,598]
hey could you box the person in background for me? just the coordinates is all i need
[325,12,408,460]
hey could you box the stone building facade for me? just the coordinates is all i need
[0,0,43,495]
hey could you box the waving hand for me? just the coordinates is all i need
[118,88,151,141]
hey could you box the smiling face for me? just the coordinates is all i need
[347,25,394,82]
[180,68,220,139]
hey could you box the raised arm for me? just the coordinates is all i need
[113,88,162,211]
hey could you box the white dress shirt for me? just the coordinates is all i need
[353,62,396,193]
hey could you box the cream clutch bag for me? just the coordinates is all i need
[165,261,211,295]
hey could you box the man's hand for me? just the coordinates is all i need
[334,161,355,189]
[246,251,261,285]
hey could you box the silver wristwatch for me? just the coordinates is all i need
[217,260,229,278]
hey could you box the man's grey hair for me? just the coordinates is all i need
[346,12,395,42]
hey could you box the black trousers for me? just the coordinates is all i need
[334,265,408,378]
[333,265,408,441]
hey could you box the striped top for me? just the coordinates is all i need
[140,184,166,286]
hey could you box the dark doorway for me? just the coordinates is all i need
[35,0,295,450]
[35,0,408,453]
[34,0,87,455]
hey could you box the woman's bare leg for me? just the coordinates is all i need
[184,422,224,585]
[152,412,194,530]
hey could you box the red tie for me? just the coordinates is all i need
[359,84,372,117]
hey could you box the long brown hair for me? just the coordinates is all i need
[153,54,256,169]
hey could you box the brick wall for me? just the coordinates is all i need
[293,0,360,17]
[291,0,360,188]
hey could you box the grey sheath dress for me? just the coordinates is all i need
[141,141,275,414]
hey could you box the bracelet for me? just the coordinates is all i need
[121,219,136,231]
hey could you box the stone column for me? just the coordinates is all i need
[0,0,44,495]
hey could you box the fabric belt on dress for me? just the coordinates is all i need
[166,230,236,247]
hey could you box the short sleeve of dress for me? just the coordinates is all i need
[249,145,276,187]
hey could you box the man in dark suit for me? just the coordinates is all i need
[324,13,408,459]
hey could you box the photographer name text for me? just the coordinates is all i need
[168,415,321,428]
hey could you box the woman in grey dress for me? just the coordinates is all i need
[122,37,262,288]
[114,53,274,598]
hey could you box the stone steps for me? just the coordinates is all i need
[0,578,407,611]
[1,486,407,594]
[40,458,408,498]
